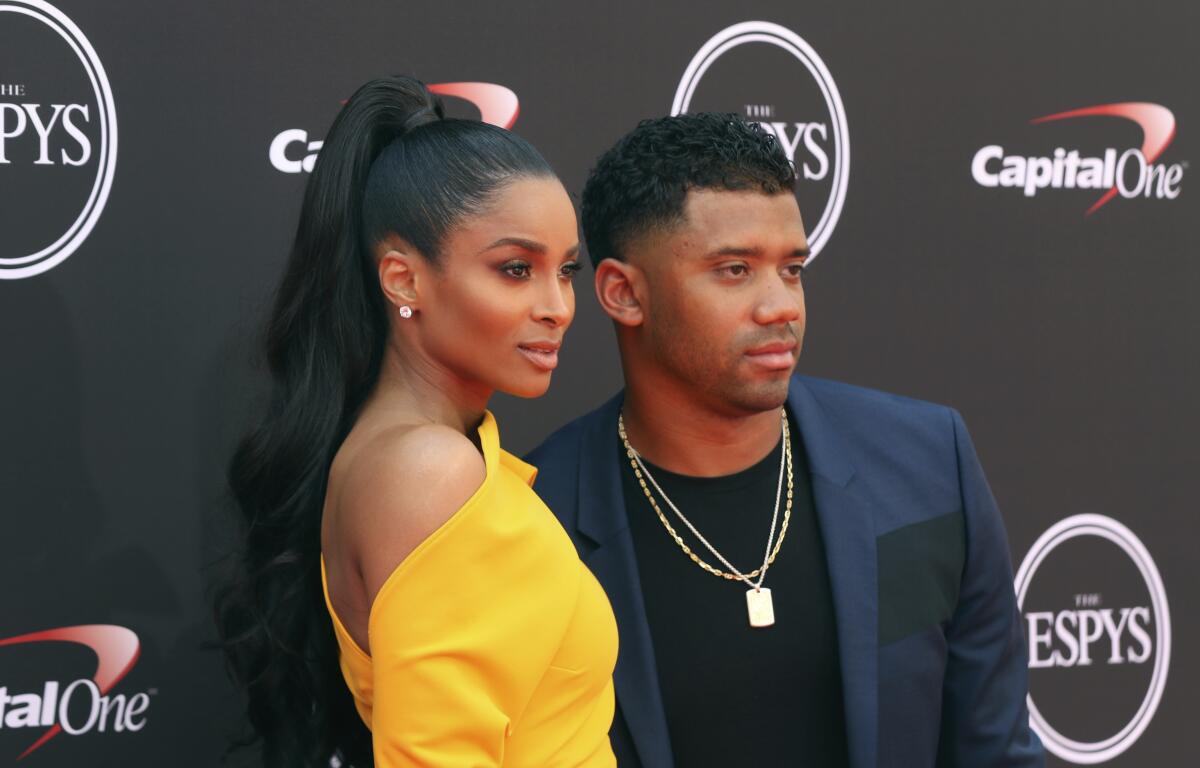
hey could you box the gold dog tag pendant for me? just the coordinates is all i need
[746,588,775,627]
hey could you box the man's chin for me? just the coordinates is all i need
[722,377,792,414]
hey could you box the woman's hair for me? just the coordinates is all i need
[214,76,553,768]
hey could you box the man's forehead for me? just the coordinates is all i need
[621,188,807,267]
[683,186,799,217]
[675,188,807,249]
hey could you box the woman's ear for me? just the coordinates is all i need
[376,234,423,313]
[593,257,646,327]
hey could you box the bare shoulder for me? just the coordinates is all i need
[332,423,487,606]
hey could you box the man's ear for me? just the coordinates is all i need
[376,234,424,313]
[594,257,646,327]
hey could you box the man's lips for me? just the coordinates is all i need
[744,340,797,371]
[517,341,561,371]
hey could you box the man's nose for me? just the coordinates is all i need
[752,274,803,325]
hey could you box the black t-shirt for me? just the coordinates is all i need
[619,409,850,766]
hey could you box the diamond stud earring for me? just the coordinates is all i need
[398,305,413,319]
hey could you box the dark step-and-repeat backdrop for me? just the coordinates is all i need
[1,1,1195,766]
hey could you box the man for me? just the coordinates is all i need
[526,113,1043,767]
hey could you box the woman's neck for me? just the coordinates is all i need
[364,341,491,435]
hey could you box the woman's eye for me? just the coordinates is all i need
[501,262,531,279]
[559,261,583,279]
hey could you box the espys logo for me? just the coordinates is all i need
[270,82,520,174]
[672,21,849,263]
[972,103,1184,215]
[1015,515,1171,764]
[0,625,152,759]
[0,0,117,280]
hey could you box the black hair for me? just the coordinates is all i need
[580,112,795,266]
[213,75,553,768]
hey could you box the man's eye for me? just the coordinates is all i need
[783,263,807,278]
[501,262,531,279]
[720,264,749,277]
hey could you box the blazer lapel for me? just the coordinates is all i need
[788,379,878,768]
[575,394,675,768]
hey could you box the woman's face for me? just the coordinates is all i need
[411,176,581,398]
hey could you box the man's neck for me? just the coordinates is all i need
[620,384,784,478]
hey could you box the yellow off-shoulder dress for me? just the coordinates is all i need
[320,411,618,767]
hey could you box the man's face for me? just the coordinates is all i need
[628,188,809,415]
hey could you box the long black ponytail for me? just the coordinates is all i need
[214,76,553,767]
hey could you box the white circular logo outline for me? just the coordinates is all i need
[0,0,117,279]
[671,21,849,263]
[1014,514,1171,764]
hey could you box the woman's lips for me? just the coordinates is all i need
[518,342,560,371]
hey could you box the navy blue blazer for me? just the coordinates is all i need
[525,375,1043,768]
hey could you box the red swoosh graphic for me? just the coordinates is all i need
[1031,102,1176,215]
[0,625,140,759]
[428,82,520,129]
[339,82,520,129]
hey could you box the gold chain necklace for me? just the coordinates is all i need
[618,408,793,627]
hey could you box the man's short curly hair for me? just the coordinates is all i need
[581,113,795,266]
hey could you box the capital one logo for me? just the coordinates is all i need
[0,0,117,279]
[1015,515,1171,763]
[672,21,850,263]
[0,625,151,759]
[972,103,1184,214]
[270,82,520,174]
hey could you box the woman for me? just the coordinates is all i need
[215,76,617,767]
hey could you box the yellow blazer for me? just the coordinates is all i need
[321,411,618,766]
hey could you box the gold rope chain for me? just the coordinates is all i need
[617,409,793,582]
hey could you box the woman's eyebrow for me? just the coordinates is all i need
[480,237,546,254]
